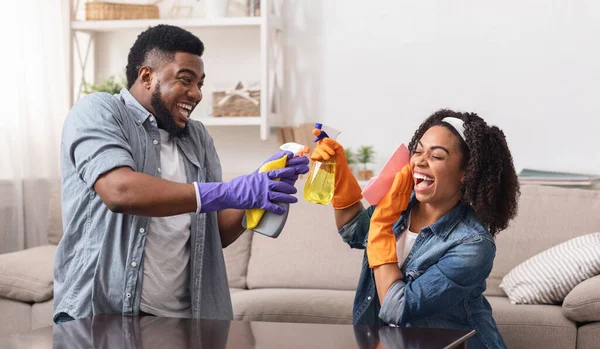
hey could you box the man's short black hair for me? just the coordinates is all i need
[126,25,204,88]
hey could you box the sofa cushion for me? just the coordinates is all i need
[0,245,56,303]
[223,230,253,289]
[562,274,600,322]
[487,296,577,349]
[231,288,354,324]
[229,287,245,295]
[0,298,32,337]
[486,185,600,297]
[31,299,54,330]
[577,322,600,349]
[499,232,600,304]
[246,194,364,290]
[47,180,63,245]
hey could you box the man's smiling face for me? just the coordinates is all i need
[150,52,205,138]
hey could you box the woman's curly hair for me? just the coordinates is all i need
[407,109,520,237]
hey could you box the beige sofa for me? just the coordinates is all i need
[1,182,599,349]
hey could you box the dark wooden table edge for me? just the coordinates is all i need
[443,330,476,349]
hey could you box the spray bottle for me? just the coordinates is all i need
[304,123,341,205]
[242,142,310,238]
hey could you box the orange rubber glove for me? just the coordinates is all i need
[310,129,363,209]
[367,164,413,268]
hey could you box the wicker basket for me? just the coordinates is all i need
[212,83,261,117]
[85,1,159,20]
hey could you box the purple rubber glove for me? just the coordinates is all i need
[255,151,310,186]
[196,167,300,214]
[282,156,310,186]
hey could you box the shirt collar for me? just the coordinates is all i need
[119,88,152,125]
[393,192,470,240]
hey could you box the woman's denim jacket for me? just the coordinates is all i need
[339,195,507,349]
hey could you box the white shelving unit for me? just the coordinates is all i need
[68,0,284,140]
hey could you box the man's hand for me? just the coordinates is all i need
[256,150,309,187]
[198,168,300,215]
[367,164,413,268]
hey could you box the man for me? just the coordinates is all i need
[54,25,309,322]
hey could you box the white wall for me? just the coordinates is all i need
[96,0,600,177]
[318,0,600,175]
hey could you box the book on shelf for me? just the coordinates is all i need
[518,168,600,186]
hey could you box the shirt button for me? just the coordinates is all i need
[157,168,162,173]
[367,296,372,301]
[153,140,158,145]
[139,228,145,233]
[126,293,132,298]
[131,262,137,267]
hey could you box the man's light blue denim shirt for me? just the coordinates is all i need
[340,195,507,349]
[54,89,232,321]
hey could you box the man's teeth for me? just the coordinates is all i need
[176,102,193,111]
[414,173,434,182]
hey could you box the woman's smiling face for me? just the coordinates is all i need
[410,125,465,206]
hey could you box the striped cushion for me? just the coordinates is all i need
[499,232,600,305]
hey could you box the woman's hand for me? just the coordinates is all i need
[367,164,413,268]
[310,128,363,209]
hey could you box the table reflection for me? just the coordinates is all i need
[44,315,471,349]
[53,315,234,349]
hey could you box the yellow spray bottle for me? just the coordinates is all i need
[304,123,341,205]
[244,154,288,230]
[242,142,309,238]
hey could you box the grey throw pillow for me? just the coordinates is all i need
[500,232,600,305]
[562,274,600,322]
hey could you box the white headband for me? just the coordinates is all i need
[442,117,467,143]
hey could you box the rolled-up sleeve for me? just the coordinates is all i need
[61,93,136,189]
[338,205,375,249]
[379,235,496,325]
[379,279,407,324]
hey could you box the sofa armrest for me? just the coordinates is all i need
[563,274,600,323]
[0,245,57,303]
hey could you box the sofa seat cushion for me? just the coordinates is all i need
[487,296,576,349]
[0,245,56,303]
[562,274,600,322]
[231,288,354,324]
[31,299,54,330]
[229,287,245,295]
[0,298,32,337]
[577,322,600,349]
[246,196,364,291]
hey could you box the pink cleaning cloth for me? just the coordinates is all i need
[361,144,410,205]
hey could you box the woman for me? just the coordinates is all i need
[311,109,519,349]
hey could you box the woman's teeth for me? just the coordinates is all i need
[414,173,434,182]
[414,173,434,189]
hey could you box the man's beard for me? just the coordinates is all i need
[150,86,189,139]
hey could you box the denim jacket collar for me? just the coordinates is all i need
[119,88,152,125]
[392,192,470,240]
